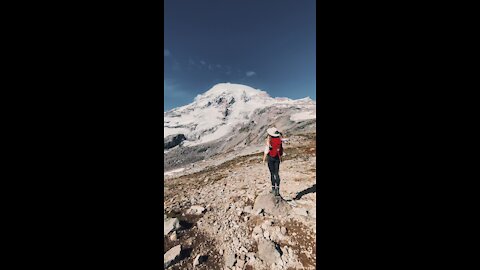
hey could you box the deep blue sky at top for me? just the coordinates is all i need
[164,0,316,111]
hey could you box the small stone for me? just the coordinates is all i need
[233,237,240,247]
[224,252,236,268]
[169,231,177,241]
[164,218,181,236]
[243,205,253,213]
[280,227,287,235]
[246,252,256,260]
[193,254,203,267]
[236,259,245,268]
[253,226,262,234]
[188,205,206,215]
[240,246,248,254]
[255,208,263,215]
[293,207,308,217]
[261,220,273,230]
[263,230,270,239]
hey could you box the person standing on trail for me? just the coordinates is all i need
[262,127,284,196]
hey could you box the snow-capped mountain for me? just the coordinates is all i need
[164,83,316,170]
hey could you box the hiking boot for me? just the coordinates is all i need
[275,187,280,197]
[271,186,276,194]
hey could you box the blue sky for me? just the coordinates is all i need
[164,0,316,111]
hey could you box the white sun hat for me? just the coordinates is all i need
[267,127,281,137]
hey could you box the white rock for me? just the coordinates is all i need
[164,244,181,268]
[169,231,177,241]
[188,205,206,215]
[164,218,181,236]
[193,254,202,267]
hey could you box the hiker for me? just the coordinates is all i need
[262,127,284,196]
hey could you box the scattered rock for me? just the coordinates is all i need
[164,218,181,236]
[164,244,181,268]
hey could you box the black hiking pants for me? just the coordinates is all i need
[267,155,281,188]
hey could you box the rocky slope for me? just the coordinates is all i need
[164,133,316,269]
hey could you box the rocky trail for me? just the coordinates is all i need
[164,134,317,269]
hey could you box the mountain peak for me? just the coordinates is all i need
[195,83,269,101]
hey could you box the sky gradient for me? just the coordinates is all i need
[164,0,316,111]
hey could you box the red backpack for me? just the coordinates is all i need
[269,137,283,158]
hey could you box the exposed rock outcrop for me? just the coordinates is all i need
[253,193,292,217]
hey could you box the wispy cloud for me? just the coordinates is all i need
[164,49,171,57]
[200,60,206,65]
[246,71,256,77]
